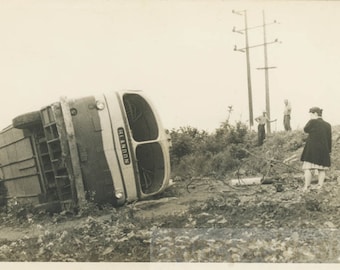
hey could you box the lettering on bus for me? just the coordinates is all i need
[118,127,131,165]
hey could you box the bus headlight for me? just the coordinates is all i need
[96,101,105,110]
[115,191,124,199]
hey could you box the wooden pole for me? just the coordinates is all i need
[244,11,254,128]
[263,10,271,134]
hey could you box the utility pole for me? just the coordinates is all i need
[233,10,279,132]
[232,10,254,128]
[256,10,278,134]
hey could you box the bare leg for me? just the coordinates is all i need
[317,170,325,188]
[303,169,312,191]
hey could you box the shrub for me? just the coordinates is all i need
[169,122,310,180]
[170,121,250,179]
[171,153,213,178]
[210,150,240,177]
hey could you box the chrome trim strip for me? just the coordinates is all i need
[95,94,126,204]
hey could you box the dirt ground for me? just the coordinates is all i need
[0,174,336,233]
[1,173,340,262]
[0,179,213,241]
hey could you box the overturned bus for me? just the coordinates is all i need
[0,90,171,212]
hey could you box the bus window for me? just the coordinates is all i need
[123,94,158,142]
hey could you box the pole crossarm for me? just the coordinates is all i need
[232,9,246,16]
[233,21,278,34]
[234,39,279,52]
[257,66,277,70]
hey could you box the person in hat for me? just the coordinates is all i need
[300,107,332,191]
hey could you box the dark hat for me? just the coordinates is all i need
[309,107,323,116]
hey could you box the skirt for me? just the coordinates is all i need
[302,161,329,170]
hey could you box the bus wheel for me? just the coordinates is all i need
[12,111,42,129]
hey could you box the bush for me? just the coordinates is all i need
[210,150,240,177]
[170,126,208,164]
[170,122,308,180]
[170,121,251,179]
[171,153,213,178]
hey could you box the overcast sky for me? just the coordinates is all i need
[1,0,340,133]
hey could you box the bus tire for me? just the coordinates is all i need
[12,111,42,129]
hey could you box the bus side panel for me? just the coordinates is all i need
[0,127,42,206]
[68,97,116,205]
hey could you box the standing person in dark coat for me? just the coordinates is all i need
[300,107,332,191]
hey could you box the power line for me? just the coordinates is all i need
[233,9,280,133]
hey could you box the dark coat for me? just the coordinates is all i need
[300,118,332,167]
